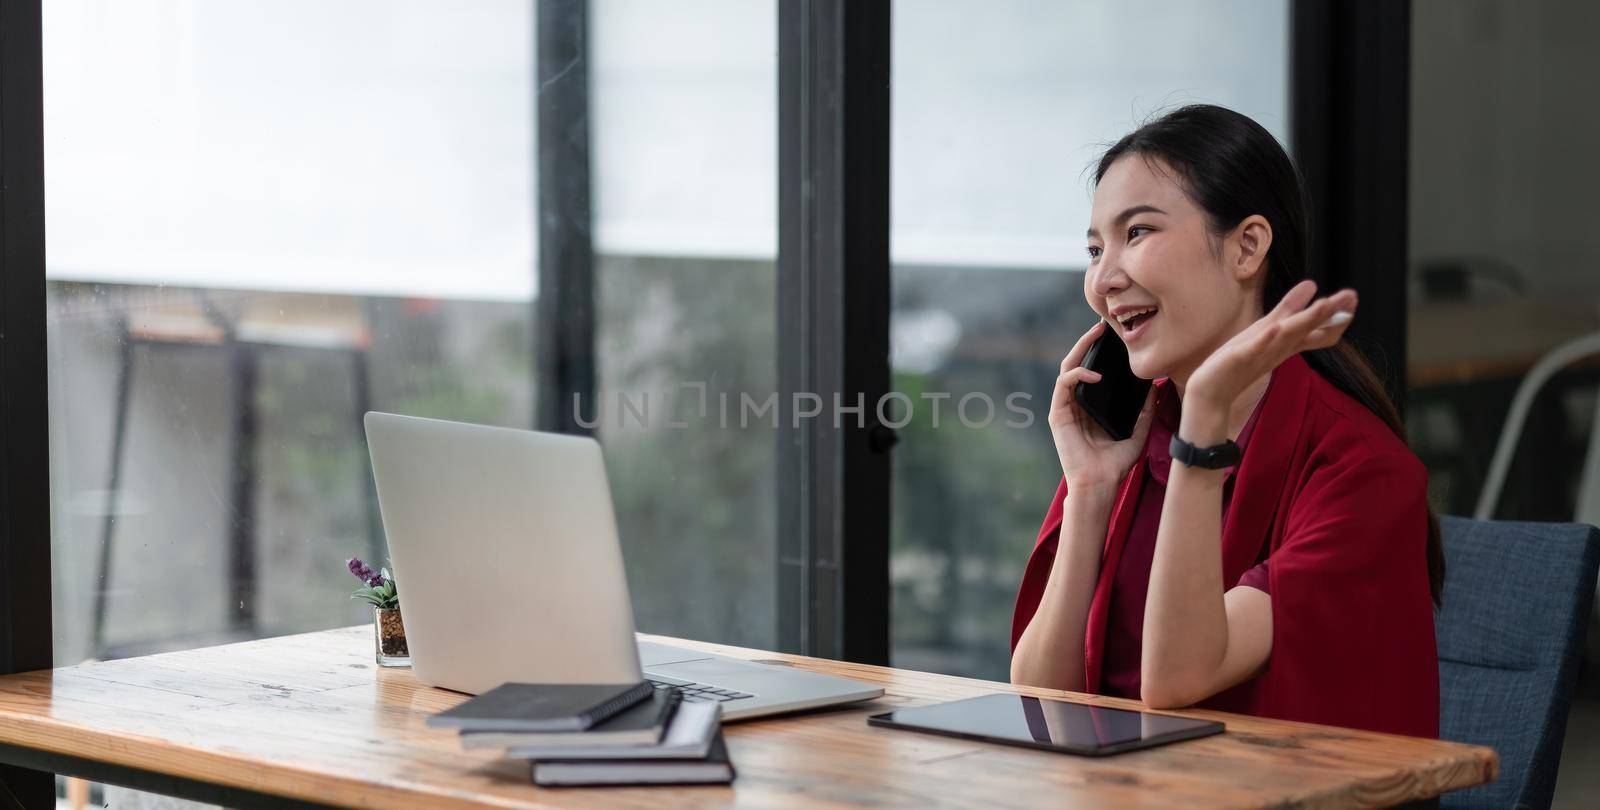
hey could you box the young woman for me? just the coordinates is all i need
[1009,104,1443,738]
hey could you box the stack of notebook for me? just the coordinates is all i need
[427,682,734,786]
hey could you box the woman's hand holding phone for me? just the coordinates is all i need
[1049,321,1156,498]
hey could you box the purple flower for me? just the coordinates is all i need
[347,557,383,587]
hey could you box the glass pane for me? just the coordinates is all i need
[1406,3,1600,803]
[591,0,778,649]
[1407,0,1600,523]
[46,0,780,675]
[889,0,1290,679]
[46,0,536,665]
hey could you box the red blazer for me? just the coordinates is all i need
[1011,354,1439,738]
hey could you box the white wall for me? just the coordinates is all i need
[1410,0,1600,296]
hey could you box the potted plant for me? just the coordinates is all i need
[347,557,408,666]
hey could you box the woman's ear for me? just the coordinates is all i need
[1230,215,1273,283]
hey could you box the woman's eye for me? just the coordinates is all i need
[1086,246,1102,260]
[1128,225,1151,241]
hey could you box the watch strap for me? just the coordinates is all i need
[1169,434,1241,469]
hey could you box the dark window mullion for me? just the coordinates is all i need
[535,0,597,435]
[776,0,892,664]
[1292,0,1412,406]
[0,0,56,804]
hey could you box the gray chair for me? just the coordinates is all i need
[1436,516,1600,809]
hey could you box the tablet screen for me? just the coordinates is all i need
[868,693,1223,756]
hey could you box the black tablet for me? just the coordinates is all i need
[868,693,1223,757]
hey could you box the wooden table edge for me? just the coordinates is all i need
[640,631,1502,803]
[0,709,541,809]
[0,627,1501,809]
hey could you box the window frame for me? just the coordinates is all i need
[1292,0,1412,407]
[534,0,598,436]
[775,0,893,663]
[0,1,55,804]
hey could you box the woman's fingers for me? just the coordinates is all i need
[1052,367,1102,405]
[1049,366,1107,427]
[1301,308,1355,351]
[1268,279,1318,321]
[1280,289,1356,338]
[1060,320,1107,374]
[1262,287,1356,351]
[1219,287,1356,374]
[1193,284,1357,400]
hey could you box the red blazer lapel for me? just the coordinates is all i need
[1218,354,1313,581]
[1081,459,1146,693]
[1008,459,1146,693]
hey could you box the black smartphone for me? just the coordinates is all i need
[1073,324,1152,441]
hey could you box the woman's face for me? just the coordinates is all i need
[1084,154,1265,384]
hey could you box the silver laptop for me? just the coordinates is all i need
[363,411,883,721]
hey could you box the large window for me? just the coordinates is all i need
[45,0,779,672]
[591,0,778,648]
[46,0,539,665]
[888,0,1290,679]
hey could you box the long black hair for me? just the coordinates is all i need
[1094,104,1445,607]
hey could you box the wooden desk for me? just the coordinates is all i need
[0,627,1495,808]
[1408,296,1600,387]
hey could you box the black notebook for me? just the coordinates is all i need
[460,690,679,749]
[428,681,653,733]
[530,728,735,787]
[508,698,717,759]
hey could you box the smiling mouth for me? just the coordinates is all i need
[1115,307,1158,335]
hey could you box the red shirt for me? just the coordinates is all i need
[1100,378,1268,699]
[1011,354,1439,738]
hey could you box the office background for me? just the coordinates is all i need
[2,0,1595,806]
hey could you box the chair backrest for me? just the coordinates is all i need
[1473,331,1600,521]
[1435,516,1600,809]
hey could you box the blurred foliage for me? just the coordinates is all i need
[596,256,778,648]
[890,365,1058,679]
[55,267,1091,682]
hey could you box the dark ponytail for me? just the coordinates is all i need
[1094,104,1445,607]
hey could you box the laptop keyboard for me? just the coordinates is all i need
[646,677,754,703]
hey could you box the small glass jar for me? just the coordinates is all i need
[374,606,410,667]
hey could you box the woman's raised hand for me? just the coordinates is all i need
[1186,280,1357,424]
[1048,321,1156,494]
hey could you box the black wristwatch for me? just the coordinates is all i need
[1169,434,1241,469]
